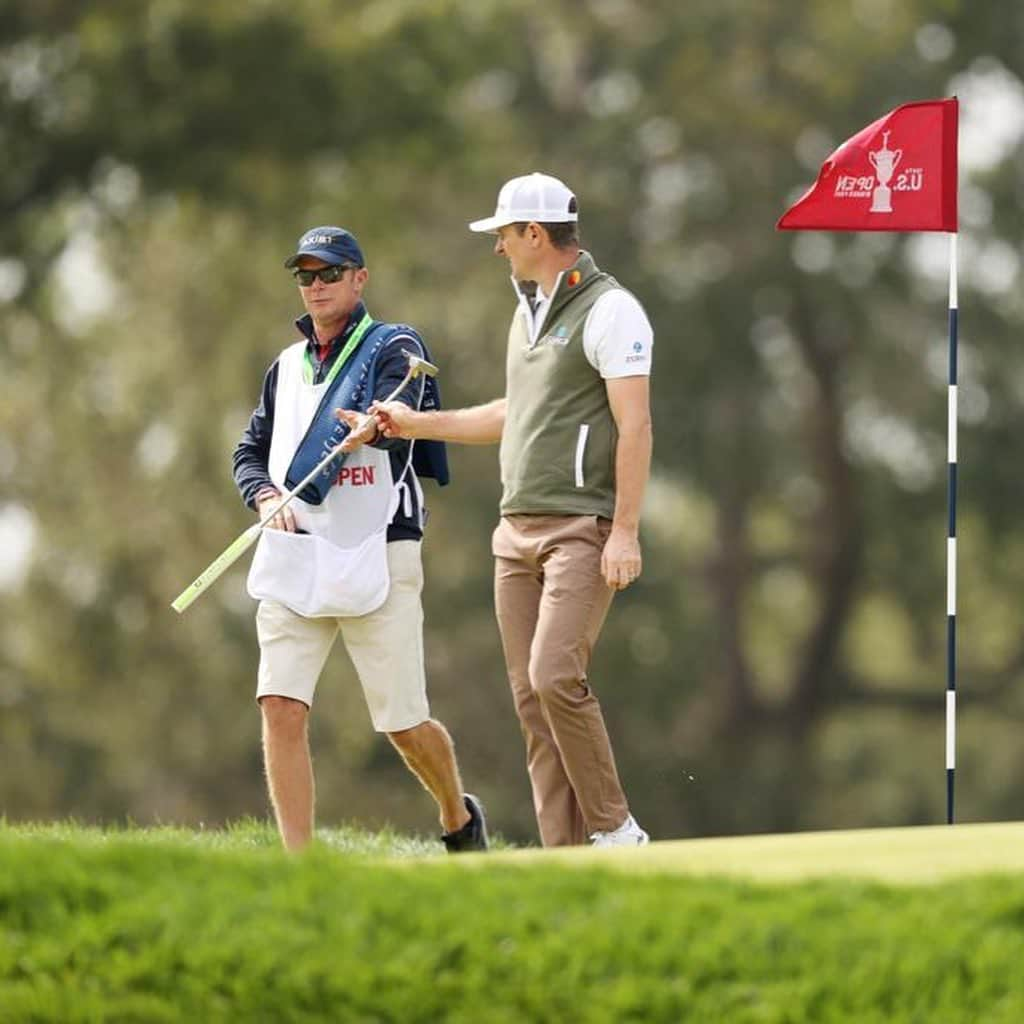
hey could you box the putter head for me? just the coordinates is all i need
[402,350,439,379]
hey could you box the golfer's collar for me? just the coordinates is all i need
[511,274,563,305]
[513,279,558,346]
[512,277,561,336]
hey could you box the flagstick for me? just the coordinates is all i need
[946,231,959,824]
[775,97,960,823]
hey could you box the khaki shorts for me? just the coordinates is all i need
[255,539,429,732]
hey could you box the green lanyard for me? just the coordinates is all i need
[302,311,374,386]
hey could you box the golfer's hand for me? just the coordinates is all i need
[369,400,420,439]
[257,491,297,532]
[334,409,379,452]
[601,527,642,590]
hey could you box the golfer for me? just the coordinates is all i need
[232,225,487,854]
[369,175,654,846]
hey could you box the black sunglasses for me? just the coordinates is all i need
[292,264,357,286]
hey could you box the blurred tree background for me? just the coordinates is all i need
[2,0,1023,844]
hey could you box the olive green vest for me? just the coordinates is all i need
[500,251,619,518]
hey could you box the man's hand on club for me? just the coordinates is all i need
[368,400,420,439]
[257,491,297,532]
[601,527,642,590]
[334,409,380,452]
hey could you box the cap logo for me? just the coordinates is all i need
[285,225,364,269]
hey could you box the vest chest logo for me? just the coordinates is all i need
[539,324,571,348]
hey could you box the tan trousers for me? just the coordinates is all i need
[493,514,630,846]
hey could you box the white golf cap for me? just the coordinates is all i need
[468,173,578,233]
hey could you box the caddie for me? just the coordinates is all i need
[232,225,487,854]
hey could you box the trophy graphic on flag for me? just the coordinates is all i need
[868,131,902,213]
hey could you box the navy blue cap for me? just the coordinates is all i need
[284,226,365,268]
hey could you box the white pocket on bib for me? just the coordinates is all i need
[247,527,389,618]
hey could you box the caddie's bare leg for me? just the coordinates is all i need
[260,695,315,851]
[387,719,469,833]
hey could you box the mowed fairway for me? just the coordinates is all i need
[477,820,1024,883]
[2,820,1023,1022]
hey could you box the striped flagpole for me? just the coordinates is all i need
[946,231,959,824]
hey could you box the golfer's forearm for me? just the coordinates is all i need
[611,422,652,533]
[411,398,505,444]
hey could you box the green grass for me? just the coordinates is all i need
[2,821,1023,1022]
[480,820,1024,882]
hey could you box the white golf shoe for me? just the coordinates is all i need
[589,814,649,847]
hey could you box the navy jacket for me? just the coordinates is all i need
[232,306,447,542]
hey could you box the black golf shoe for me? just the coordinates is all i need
[441,793,489,853]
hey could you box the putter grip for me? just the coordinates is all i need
[171,523,261,614]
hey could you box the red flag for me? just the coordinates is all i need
[777,98,958,232]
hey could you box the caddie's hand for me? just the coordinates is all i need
[257,491,297,532]
[334,408,379,452]
[368,400,419,439]
[601,527,642,591]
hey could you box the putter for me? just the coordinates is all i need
[170,350,438,614]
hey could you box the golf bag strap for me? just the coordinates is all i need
[283,321,395,505]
